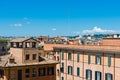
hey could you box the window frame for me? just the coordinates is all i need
[96,55,101,65]
[88,53,91,64]
[47,67,54,75]
[68,52,72,60]
[32,68,37,77]
[108,55,112,67]
[95,71,101,80]
[105,73,113,80]
[61,51,64,60]
[32,42,36,48]
[77,52,80,62]
[60,62,64,73]
[77,67,80,76]
[25,54,30,60]
[32,54,37,60]
[39,67,46,76]
[86,69,92,80]
[25,69,30,78]
[68,66,72,75]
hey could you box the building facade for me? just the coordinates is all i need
[44,43,120,80]
[0,37,58,80]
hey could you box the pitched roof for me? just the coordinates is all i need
[10,37,38,42]
[0,54,58,67]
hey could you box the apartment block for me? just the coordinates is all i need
[0,37,58,80]
[44,43,120,80]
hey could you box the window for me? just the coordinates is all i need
[32,54,36,60]
[13,42,16,48]
[32,68,37,77]
[77,52,80,62]
[25,69,30,78]
[86,69,92,80]
[96,55,101,65]
[57,56,59,61]
[57,69,60,76]
[105,73,112,80]
[39,68,46,76]
[68,66,72,75]
[46,53,49,58]
[60,63,64,72]
[0,70,4,78]
[19,43,23,48]
[25,54,29,60]
[95,71,101,80]
[47,67,54,75]
[68,52,72,60]
[32,42,36,48]
[61,77,64,80]
[108,55,111,67]
[11,42,13,47]
[77,67,80,76]
[88,53,91,64]
[2,46,5,51]
[26,42,30,48]
[61,51,64,60]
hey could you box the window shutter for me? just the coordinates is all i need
[88,54,91,64]
[71,66,72,75]
[105,73,107,80]
[100,72,101,80]
[108,56,111,67]
[110,74,113,80]
[90,70,92,80]
[95,71,97,80]
[100,56,101,65]
[68,66,69,74]
[86,70,88,79]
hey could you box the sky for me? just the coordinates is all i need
[1,0,120,36]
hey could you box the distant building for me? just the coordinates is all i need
[68,39,79,45]
[102,38,120,46]
[37,36,49,43]
[0,37,58,80]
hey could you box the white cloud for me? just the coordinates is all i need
[52,28,56,31]
[82,26,115,34]
[10,23,22,27]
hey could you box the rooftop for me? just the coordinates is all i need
[10,37,38,42]
[0,54,58,67]
[44,44,120,53]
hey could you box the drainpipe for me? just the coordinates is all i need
[82,51,84,80]
[73,50,74,80]
[114,53,115,80]
[102,53,104,80]
[60,49,61,80]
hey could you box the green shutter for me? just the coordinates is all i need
[88,54,91,64]
[90,70,92,80]
[86,70,88,79]
[71,66,72,75]
[77,67,80,76]
[77,53,80,62]
[108,56,111,67]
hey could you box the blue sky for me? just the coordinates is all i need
[1,0,120,36]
